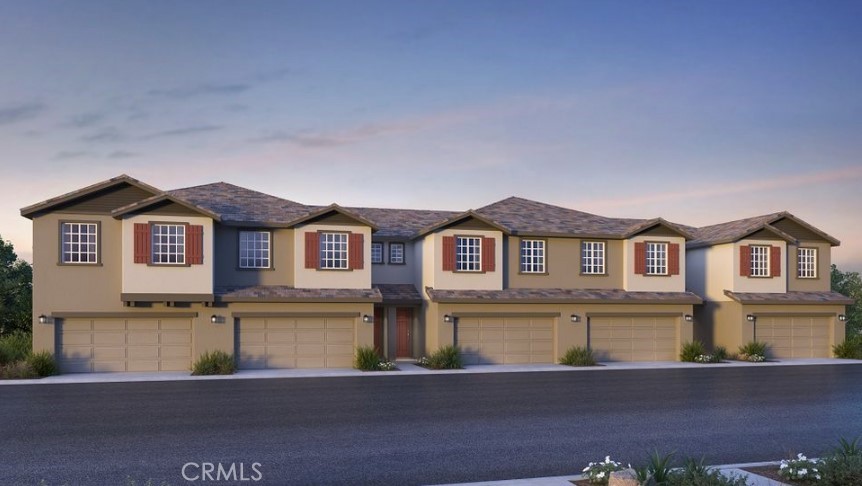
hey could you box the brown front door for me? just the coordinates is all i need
[396,307,413,358]
[373,306,384,356]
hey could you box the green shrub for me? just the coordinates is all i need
[0,332,31,366]
[426,345,462,369]
[354,345,381,371]
[833,335,862,359]
[27,351,56,377]
[666,458,748,485]
[738,340,768,360]
[819,453,862,485]
[834,436,862,458]
[560,346,596,366]
[0,360,38,379]
[712,346,728,362]
[680,341,706,362]
[635,450,675,485]
[191,350,235,375]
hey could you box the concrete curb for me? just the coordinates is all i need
[1,358,860,386]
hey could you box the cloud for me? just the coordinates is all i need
[63,112,104,128]
[107,150,138,159]
[0,102,45,126]
[140,125,223,140]
[53,150,95,160]
[253,68,293,83]
[148,84,249,100]
[583,165,862,210]
[81,127,124,143]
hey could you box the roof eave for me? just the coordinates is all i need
[624,218,695,240]
[768,213,841,246]
[20,174,162,219]
[413,210,511,239]
[111,194,222,221]
[287,204,380,231]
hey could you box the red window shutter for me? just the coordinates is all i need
[349,233,364,270]
[305,232,319,269]
[482,237,496,272]
[634,242,646,275]
[442,236,455,271]
[133,223,150,264]
[668,243,680,276]
[739,245,751,277]
[187,225,204,265]
[770,246,781,277]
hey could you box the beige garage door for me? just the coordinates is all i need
[58,317,193,373]
[457,316,555,365]
[589,316,677,362]
[756,316,830,359]
[236,316,355,369]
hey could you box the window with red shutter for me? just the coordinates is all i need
[305,232,319,269]
[739,245,751,277]
[668,243,680,275]
[133,223,150,264]
[482,237,495,272]
[187,225,204,265]
[770,246,781,277]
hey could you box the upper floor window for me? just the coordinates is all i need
[750,245,770,277]
[797,247,817,279]
[371,242,383,264]
[152,224,186,265]
[520,239,545,273]
[456,236,482,272]
[645,242,668,275]
[581,241,605,275]
[389,242,405,264]
[239,231,271,269]
[319,232,348,269]
[61,222,98,264]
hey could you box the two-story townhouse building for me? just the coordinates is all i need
[415,197,702,364]
[21,176,851,373]
[686,212,853,358]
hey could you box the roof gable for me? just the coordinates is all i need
[20,174,161,219]
[414,210,510,238]
[688,211,839,248]
[291,204,379,230]
[112,193,221,220]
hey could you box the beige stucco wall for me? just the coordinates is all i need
[732,239,787,293]
[213,225,295,287]
[506,237,623,289]
[121,214,214,295]
[687,244,735,301]
[623,235,687,292]
[422,228,503,291]
[293,223,372,289]
[787,241,832,292]
[371,240,416,284]
[424,301,693,360]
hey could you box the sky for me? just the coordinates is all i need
[1,0,861,270]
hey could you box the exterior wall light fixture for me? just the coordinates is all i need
[362,315,373,324]
[210,315,221,324]
[38,314,49,324]
[684,314,693,322]
[570,314,581,323]
[746,314,756,322]
[838,314,847,322]
[443,314,452,323]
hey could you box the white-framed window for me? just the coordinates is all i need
[750,245,770,277]
[581,241,605,275]
[239,231,271,269]
[389,242,405,264]
[152,224,185,265]
[520,239,545,273]
[61,222,98,264]
[456,236,482,272]
[798,247,817,279]
[320,232,348,269]
[371,242,383,264]
[646,242,668,275]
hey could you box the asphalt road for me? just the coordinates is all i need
[3,365,862,486]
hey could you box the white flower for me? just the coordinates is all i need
[779,463,788,469]
[582,466,590,472]
[799,468,807,476]
[596,472,605,479]
[604,456,611,463]
[797,453,806,460]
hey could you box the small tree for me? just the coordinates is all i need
[832,265,862,336]
[0,235,32,335]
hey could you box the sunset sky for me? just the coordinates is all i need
[1,1,860,270]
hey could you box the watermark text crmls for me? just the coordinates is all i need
[182,462,263,482]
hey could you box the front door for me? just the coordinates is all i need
[396,307,413,358]
[373,306,385,356]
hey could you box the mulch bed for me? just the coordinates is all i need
[743,465,804,485]
[570,480,589,486]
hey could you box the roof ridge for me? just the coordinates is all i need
[695,211,787,230]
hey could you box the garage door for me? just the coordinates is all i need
[589,316,677,361]
[58,317,193,373]
[457,316,554,365]
[236,316,355,369]
[755,316,830,359]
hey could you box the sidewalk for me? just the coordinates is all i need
[1,357,859,386]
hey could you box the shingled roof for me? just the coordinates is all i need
[330,207,458,238]
[215,285,382,303]
[168,182,311,225]
[687,211,840,248]
[425,287,702,304]
[724,290,854,305]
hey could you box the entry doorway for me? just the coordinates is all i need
[396,307,413,358]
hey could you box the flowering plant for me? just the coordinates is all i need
[739,353,766,362]
[582,456,627,484]
[779,453,822,482]
[378,360,396,371]
[695,354,719,363]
